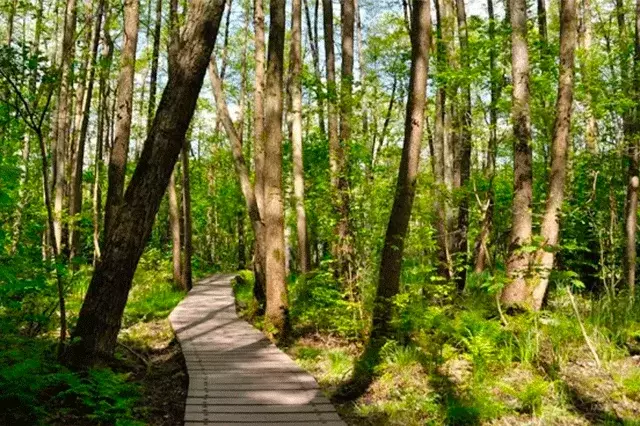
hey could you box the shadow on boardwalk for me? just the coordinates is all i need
[169,274,345,425]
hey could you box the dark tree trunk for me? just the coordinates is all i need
[67,0,226,364]
[370,0,431,341]
[454,0,472,291]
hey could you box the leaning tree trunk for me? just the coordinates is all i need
[104,0,139,238]
[289,0,311,273]
[68,0,226,364]
[530,0,578,310]
[501,0,534,307]
[370,0,431,343]
[264,0,288,337]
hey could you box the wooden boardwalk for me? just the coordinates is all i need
[169,274,345,425]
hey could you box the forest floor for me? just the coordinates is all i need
[231,271,640,425]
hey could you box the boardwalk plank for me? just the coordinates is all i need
[169,274,344,425]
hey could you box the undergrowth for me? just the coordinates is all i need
[234,268,640,425]
[0,248,187,425]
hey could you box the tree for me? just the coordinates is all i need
[370,0,431,342]
[624,0,640,299]
[344,0,431,397]
[69,0,105,261]
[263,0,288,337]
[530,0,578,310]
[289,0,310,273]
[501,0,534,307]
[104,0,139,238]
[53,0,77,254]
[252,0,268,306]
[67,0,227,363]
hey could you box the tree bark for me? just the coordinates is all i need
[370,0,430,342]
[501,0,534,307]
[264,0,288,337]
[289,0,310,274]
[93,13,113,265]
[580,0,598,152]
[182,141,194,291]
[474,0,499,273]
[53,0,77,255]
[168,169,183,288]
[147,0,162,132]
[253,0,267,306]
[530,0,578,310]
[68,0,226,364]
[322,0,340,198]
[454,0,472,291]
[336,0,355,284]
[624,0,640,299]
[70,0,105,260]
[104,0,139,238]
[431,0,454,280]
[303,0,326,136]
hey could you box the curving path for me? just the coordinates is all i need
[169,274,345,425]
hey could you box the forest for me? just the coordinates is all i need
[2,0,640,423]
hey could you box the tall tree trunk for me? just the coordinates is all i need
[264,0,288,337]
[289,0,310,273]
[624,0,640,299]
[253,0,267,306]
[322,0,342,257]
[530,0,578,310]
[70,0,105,261]
[454,0,472,291]
[182,141,193,291]
[53,0,77,255]
[501,0,534,307]
[208,61,263,269]
[11,0,44,253]
[431,0,454,279]
[104,0,139,238]
[67,0,226,364]
[303,0,326,136]
[580,0,598,152]
[168,170,183,287]
[474,0,499,273]
[93,12,113,265]
[336,0,355,285]
[370,0,431,343]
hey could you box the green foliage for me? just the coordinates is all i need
[288,268,365,339]
[0,335,142,425]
